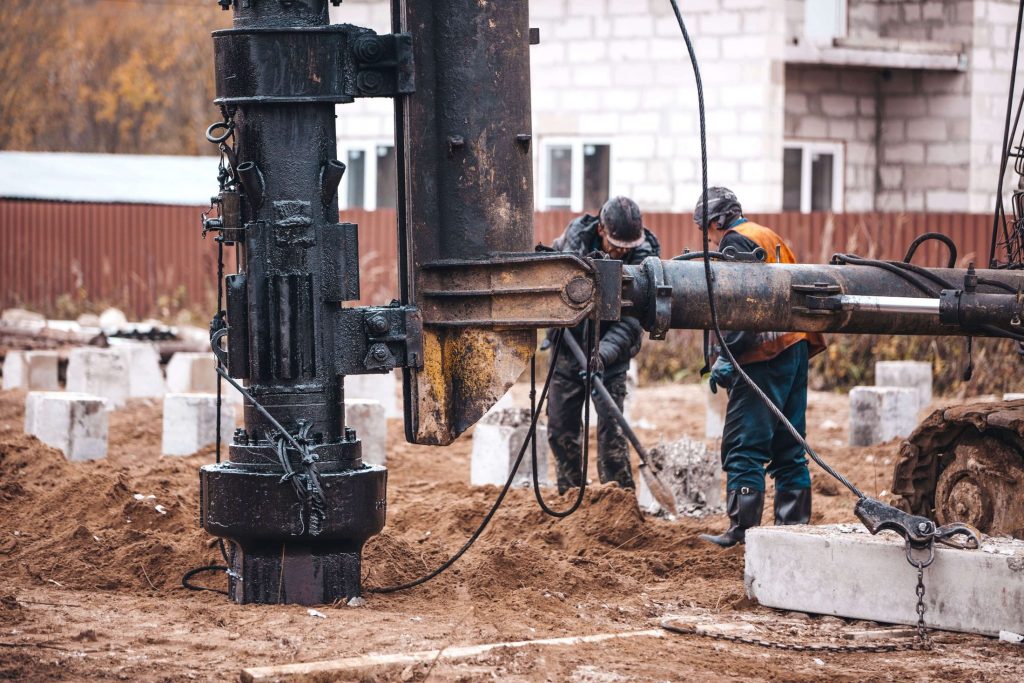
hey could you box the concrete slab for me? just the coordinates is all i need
[345,398,386,467]
[25,391,109,461]
[875,361,932,413]
[471,408,548,487]
[65,348,130,408]
[849,386,918,446]
[3,350,59,391]
[166,352,218,394]
[345,371,400,418]
[162,393,235,456]
[745,524,1024,637]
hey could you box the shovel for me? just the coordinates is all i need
[560,332,679,515]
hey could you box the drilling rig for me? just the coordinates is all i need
[197,0,1024,605]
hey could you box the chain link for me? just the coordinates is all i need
[662,622,924,654]
[914,561,932,649]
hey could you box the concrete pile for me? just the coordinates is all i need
[471,408,549,487]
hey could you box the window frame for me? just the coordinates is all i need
[537,137,614,212]
[782,139,845,213]
[338,140,395,211]
[803,0,848,43]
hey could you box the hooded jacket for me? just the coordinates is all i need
[550,213,661,378]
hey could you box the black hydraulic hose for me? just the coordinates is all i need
[672,250,729,261]
[668,0,865,500]
[978,277,1019,293]
[832,254,943,296]
[368,329,571,593]
[903,233,957,269]
[182,565,229,596]
[530,327,594,518]
[990,0,1024,267]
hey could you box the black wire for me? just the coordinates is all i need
[977,277,1019,293]
[530,326,593,518]
[366,327,570,593]
[832,254,943,296]
[669,0,865,500]
[672,250,729,261]
[181,565,229,596]
[990,0,1024,267]
[903,233,957,269]
[215,238,224,464]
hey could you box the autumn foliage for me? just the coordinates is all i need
[0,0,231,155]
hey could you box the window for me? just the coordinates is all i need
[339,142,396,210]
[782,141,844,212]
[538,139,611,212]
[804,0,847,43]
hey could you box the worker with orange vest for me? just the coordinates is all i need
[692,187,827,548]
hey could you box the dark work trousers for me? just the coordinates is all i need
[721,341,812,492]
[546,371,634,493]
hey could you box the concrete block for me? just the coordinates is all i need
[24,391,109,461]
[636,437,722,515]
[345,371,400,418]
[166,352,218,394]
[705,384,728,439]
[66,348,130,408]
[745,525,1024,637]
[849,386,918,446]
[3,351,59,391]
[471,409,548,488]
[113,343,166,398]
[161,393,235,456]
[345,398,387,467]
[875,360,933,412]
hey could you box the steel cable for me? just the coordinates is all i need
[668,0,865,499]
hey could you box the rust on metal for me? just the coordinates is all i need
[890,400,1024,539]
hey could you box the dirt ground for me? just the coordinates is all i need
[1,382,1022,682]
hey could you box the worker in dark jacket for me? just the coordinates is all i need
[693,187,827,547]
[547,196,661,494]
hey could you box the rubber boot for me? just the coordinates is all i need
[773,488,812,525]
[699,487,765,548]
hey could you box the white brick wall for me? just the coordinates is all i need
[330,0,787,213]
[329,0,1022,216]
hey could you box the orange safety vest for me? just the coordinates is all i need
[722,221,828,365]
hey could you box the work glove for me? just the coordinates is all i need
[708,357,736,394]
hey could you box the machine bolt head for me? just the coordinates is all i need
[370,344,390,361]
[367,314,389,335]
[918,522,931,533]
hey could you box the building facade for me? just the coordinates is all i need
[331,1,1020,215]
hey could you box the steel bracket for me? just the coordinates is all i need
[335,304,423,375]
[417,253,616,329]
[213,25,414,105]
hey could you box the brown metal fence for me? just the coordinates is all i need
[0,199,993,319]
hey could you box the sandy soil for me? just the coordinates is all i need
[1,383,1022,682]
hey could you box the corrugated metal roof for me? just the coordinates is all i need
[0,151,221,205]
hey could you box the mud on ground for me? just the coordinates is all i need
[1,385,1022,682]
